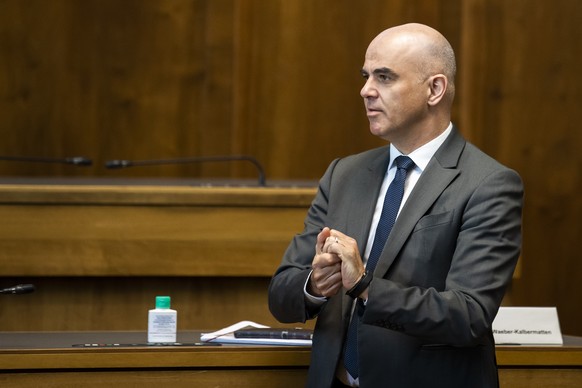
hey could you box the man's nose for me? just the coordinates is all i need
[360,79,377,98]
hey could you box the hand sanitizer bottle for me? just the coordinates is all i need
[148,296,177,343]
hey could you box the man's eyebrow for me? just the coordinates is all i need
[361,67,399,79]
[374,67,398,78]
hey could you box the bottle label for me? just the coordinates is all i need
[151,314,175,332]
[148,310,177,342]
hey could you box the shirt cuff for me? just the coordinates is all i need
[303,270,328,306]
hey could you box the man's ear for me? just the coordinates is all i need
[427,74,447,106]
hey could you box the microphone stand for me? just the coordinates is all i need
[106,155,267,186]
[0,284,36,295]
[0,156,93,166]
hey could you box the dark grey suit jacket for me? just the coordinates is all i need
[268,127,523,388]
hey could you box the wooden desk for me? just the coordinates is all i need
[0,331,311,387]
[496,335,582,387]
[1,332,581,387]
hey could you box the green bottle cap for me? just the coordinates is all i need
[155,296,171,309]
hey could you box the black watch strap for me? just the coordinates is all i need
[346,271,373,299]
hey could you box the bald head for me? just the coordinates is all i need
[360,23,457,151]
[370,23,456,103]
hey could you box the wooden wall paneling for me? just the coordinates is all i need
[0,276,297,331]
[0,0,240,179]
[459,0,582,336]
[233,0,462,180]
[88,0,239,179]
[0,185,317,331]
[0,0,580,336]
[0,0,462,181]
[0,205,304,276]
[0,0,72,176]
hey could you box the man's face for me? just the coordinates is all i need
[360,35,430,142]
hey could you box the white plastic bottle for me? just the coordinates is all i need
[148,296,177,343]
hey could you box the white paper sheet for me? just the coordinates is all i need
[200,320,312,346]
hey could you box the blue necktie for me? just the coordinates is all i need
[343,155,415,379]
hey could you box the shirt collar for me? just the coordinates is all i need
[389,122,453,172]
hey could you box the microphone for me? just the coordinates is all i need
[0,156,93,166]
[105,155,267,186]
[0,284,36,295]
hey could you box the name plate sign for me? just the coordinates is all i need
[493,307,563,345]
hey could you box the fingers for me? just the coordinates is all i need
[318,280,342,298]
[322,233,347,255]
[316,228,359,266]
[312,227,364,297]
[323,230,356,258]
[329,229,356,249]
[317,227,353,254]
[316,227,331,255]
[312,228,342,297]
[326,229,366,288]
[310,262,342,297]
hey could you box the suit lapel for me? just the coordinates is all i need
[374,128,466,277]
[349,149,391,255]
[342,147,390,318]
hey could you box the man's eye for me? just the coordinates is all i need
[378,74,389,81]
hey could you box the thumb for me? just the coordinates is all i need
[316,227,331,254]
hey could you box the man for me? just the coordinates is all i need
[268,23,523,388]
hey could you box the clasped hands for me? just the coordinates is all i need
[308,227,367,299]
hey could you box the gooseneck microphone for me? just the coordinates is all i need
[105,155,267,186]
[0,156,93,166]
[0,284,36,295]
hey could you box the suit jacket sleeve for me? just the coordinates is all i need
[268,158,340,323]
